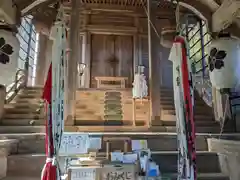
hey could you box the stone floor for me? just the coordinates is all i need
[2,177,39,180]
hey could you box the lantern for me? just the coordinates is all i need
[0,29,20,85]
[208,33,240,90]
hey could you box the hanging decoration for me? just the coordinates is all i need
[132,65,148,99]
[208,33,240,90]
[169,35,197,180]
[0,28,20,85]
[42,64,56,180]
[41,4,67,180]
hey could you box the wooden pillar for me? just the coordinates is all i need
[43,39,53,82]
[0,85,6,121]
[133,16,140,73]
[133,35,139,74]
[147,0,161,124]
[66,0,81,125]
[83,31,91,88]
[82,13,91,88]
[35,33,48,86]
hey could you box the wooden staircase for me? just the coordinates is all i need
[0,86,224,133]
[0,87,45,133]
[0,133,236,180]
[75,89,150,126]
[0,86,235,179]
[73,87,221,133]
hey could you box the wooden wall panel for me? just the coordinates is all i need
[139,18,148,33]
[160,47,173,88]
[140,36,149,84]
[78,36,83,64]
[115,35,133,86]
[139,37,173,88]
[91,34,111,87]
[90,14,134,27]
[90,34,133,87]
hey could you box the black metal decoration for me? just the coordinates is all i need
[0,37,14,64]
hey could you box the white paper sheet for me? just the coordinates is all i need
[89,137,102,150]
[59,133,89,155]
[131,140,148,151]
[122,153,138,163]
[111,152,124,162]
[71,167,97,180]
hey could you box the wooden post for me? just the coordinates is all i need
[66,0,81,125]
[124,140,128,153]
[133,35,139,74]
[134,16,140,73]
[106,141,110,160]
[132,98,136,126]
[84,31,91,88]
[0,85,6,121]
[147,0,161,126]
[35,33,48,86]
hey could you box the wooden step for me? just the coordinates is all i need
[2,176,40,180]
[12,99,42,104]
[2,173,229,180]
[4,108,43,114]
[74,119,146,126]
[161,100,207,108]
[163,173,229,180]
[3,114,44,120]
[2,133,239,155]
[0,139,19,155]
[161,109,212,116]
[1,119,45,126]
[7,154,45,177]
[66,125,221,133]
[152,151,221,173]
[4,103,42,109]
[75,107,104,113]
[15,96,42,100]
[75,114,104,120]
[162,114,214,121]
[160,96,207,105]
[0,133,45,154]
[0,126,45,134]
[4,152,224,179]
[160,120,219,127]
[75,100,105,106]
[161,104,212,112]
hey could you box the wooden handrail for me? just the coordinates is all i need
[5,69,26,104]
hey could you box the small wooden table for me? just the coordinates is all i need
[95,76,128,88]
[103,137,131,160]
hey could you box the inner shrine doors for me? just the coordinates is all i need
[90,34,133,88]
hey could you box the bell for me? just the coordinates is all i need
[208,33,240,90]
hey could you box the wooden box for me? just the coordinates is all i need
[101,163,137,180]
[68,166,101,180]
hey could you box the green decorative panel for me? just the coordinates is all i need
[104,91,123,123]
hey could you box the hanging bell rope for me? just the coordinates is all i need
[140,0,161,40]
[175,0,181,34]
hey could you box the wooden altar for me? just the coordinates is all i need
[95,76,128,88]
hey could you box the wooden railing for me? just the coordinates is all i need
[5,69,27,104]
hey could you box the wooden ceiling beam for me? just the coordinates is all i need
[63,2,180,18]
[21,0,53,15]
